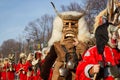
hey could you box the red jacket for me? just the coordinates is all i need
[16,62,27,80]
[33,59,48,80]
[0,66,2,80]
[75,46,120,80]
[32,60,41,80]
[1,63,15,80]
[25,60,34,80]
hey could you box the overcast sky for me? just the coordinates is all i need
[0,0,82,45]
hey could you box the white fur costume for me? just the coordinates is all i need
[48,11,91,47]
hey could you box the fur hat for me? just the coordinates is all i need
[0,58,3,63]
[48,11,91,47]
[3,58,9,63]
[20,53,26,58]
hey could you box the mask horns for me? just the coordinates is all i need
[50,2,84,20]
[107,0,114,22]
[50,2,61,17]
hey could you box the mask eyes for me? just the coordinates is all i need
[63,22,69,28]
[71,22,75,25]
[63,21,78,28]
[64,22,69,25]
[71,22,78,28]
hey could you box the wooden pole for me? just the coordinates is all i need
[93,73,97,80]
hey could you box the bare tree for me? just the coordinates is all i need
[24,14,53,49]
[61,2,84,12]
[0,39,20,57]
[85,0,107,14]
[36,14,54,43]
[24,22,40,41]
[85,0,107,31]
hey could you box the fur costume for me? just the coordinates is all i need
[41,10,91,80]
[48,11,90,47]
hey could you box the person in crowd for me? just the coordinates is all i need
[32,51,42,80]
[75,3,120,79]
[25,53,34,80]
[0,58,3,80]
[1,58,15,80]
[16,53,27,80]
[40,2,92,80]
[76,20,120,80]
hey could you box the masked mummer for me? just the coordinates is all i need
[51,13,85,80]
[40,3,91,80]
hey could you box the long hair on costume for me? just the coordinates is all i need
[94,9,108,33]
[48,11,91,47]
[95,21,109,54]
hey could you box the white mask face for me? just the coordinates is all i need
[108,25,117,48]
[108,33,117,48]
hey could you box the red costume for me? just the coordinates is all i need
[25,60,34,80]
[32,51,46,80]
[76,46,120,80]
[76,17,120,80]
[0,64,2,80]
[16,62,27,80]
[1,63,15,80]
[0,72,1,80]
